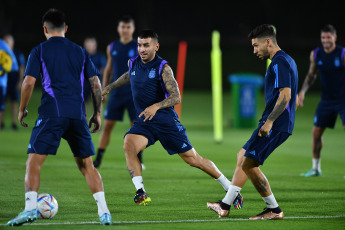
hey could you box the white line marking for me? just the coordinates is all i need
[1,215,344,226]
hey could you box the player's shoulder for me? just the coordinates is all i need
[273,50,295,66]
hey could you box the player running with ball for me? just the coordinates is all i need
[102,29,243,208]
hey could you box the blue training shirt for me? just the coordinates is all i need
[109,39,137,99]
[260,50,298,134]
[129,55,179,123]
[0,39,18,76]
[25,36,100,119]
[314,45,345,101]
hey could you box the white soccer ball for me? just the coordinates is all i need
[37,193,58,219]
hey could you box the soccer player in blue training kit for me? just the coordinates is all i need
[83,36,106,112]
[93,15,145,169]
[3,34,26,130]
[0,38,18,130]
[6,9,112,226]
[298,25,345,177]
[207,24,298,220]
[102,30,243,208]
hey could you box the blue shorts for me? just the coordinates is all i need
[0,75,8,111]
[125,118,193,155]
[27,116,96,157]
[314,100,345,128]
[243,124,290,165]
[6,73,19,101]
[104,95,136,121]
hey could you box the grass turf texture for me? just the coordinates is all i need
[0,90,344,229]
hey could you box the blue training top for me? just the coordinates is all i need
[260,50,298,134]
[129,55,179,123]
[0,39,18,76]
[25,36,100,119]
[8,48,26,83]
[314,45,345,101]
[109,39,137,99]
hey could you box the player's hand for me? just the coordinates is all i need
[258,120,273,137]
[101,95,107,103]
[297,92,305,107]
[18,108,28,127]
[89,112,101,133]
[139,104,159,122]
[102,86,110,96]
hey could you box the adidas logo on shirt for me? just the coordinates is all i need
[131,71,136,76]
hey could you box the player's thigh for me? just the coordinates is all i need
[124,133,149,153]
[158,120,193,155]
[63,117,95,157]
[103,119,117,132]
[28,117,67,155]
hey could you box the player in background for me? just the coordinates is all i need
[6,9,112,226]
[3,34,26,130]
[0,37,18,130]
[102,30,243,208]
[83,36,106,113]
[207,24,298,220]
[299,25,345,177]
[93,15,145,169]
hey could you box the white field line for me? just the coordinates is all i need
[1,215,344,226]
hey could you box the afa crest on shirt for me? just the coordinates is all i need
[149,68,156,79]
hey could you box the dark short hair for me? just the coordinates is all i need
[248,24,277,43]
[138,30,158,43]
[321,24,336,35]
[118,15,135,25]
[42,9,66,31]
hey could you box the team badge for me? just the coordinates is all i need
[149,69,156,79]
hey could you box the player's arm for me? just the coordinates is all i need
[102,45,113,88]
[18,75,36,127]
[88,75,102,133]
[259,87,291,137]
[102,60,131,96]
[298,50,317,107]
[139,64,181,122]
[101,45,113,102]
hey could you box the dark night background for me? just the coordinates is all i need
[1,0,344,91]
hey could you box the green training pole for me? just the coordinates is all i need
[211,30,223,143]
[267,59,271,70]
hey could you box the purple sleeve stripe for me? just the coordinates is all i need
[80,48,86,119]
[314,47,319,61]
[128,56,138,73]
[341,48,345,67]
[109,42,114,53]
[40,44,60,116]
[158,60,170,99]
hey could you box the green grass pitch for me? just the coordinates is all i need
[0,90,344,229]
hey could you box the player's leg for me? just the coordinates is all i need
[124,133,151,205]
[302,126,326,177]
[123,134,147,180]
[74,156,111,224]
[0,84,5,129]
[179,148,223,179]
[242,157,283,220]
[128,100,145,167]
[206,148,247,217]
[67,117,112,225]
[7,153,47,226]
[10,100,18,129]
[93,119,116,167]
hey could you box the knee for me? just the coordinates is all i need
[312,127,323,140]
